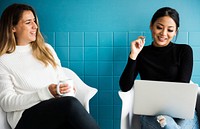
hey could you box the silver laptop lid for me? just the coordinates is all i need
[133,80,198,119]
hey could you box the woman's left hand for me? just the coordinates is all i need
[48,84,59,97]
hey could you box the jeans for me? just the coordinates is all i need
[140,112,199,129]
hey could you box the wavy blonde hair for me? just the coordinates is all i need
[0,3,57,68]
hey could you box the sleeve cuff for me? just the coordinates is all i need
[37,87,54,101]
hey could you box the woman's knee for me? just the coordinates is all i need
[59,97,84,112]
[140,116,160,129]
[141,115,180,129]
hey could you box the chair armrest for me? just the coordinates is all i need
[76,85,97,113]
[118,87,134,129]
[196,87,200,117]
[62,67,98,113]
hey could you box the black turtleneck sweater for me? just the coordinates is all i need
[119,42,193,92]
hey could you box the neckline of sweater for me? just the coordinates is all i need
[15,44,32,53]
[150,42,174,51]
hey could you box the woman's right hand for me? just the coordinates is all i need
[129,36,145,60]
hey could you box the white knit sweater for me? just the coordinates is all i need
[0,43,67,129]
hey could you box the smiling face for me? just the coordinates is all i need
[150,16,177,47]
[12,10,38,46]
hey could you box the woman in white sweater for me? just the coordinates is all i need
[0,3,99,129]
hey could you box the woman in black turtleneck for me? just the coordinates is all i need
[119,7,199,129]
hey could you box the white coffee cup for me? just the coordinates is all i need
[56,79,75,97]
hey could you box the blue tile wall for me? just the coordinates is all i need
[1,1,200,129]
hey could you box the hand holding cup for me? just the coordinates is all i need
[56,79,75,97]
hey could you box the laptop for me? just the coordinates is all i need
[133,80,199,119]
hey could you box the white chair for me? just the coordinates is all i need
[0,67,98,129]
[118,87,141,129]
[118,81,200,129]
